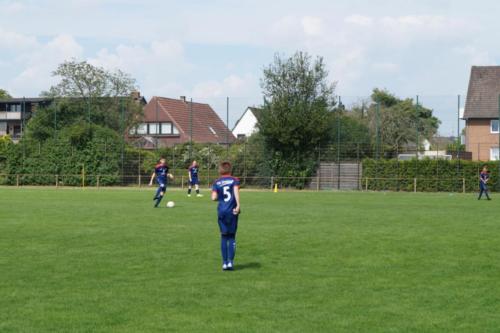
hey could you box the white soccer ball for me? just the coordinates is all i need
[166,201,175,208]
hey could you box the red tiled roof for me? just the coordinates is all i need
[464,66,500,119]
[142,97,236,145]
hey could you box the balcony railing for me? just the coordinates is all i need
[0,111,22,120]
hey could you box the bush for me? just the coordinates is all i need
[362,158,498,192]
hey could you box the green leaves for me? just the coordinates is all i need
[258,51,336,186]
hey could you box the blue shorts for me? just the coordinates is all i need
[218,212,238,235]
[157,180,167,191]
[190,178,199,185]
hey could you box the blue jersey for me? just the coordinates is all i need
[189,166,199,179]
[212,176,240,215]
[155,164,169,185]
[480,171,489,183]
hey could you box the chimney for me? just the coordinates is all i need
[180,96,186,102]
[131,91,140,100]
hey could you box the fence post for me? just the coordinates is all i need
[82,165,85,189]
[16,174,19,187]
[365,177,368,191]
[181,175,184,190]
[138,151,141,187]
[414,178,417,193]
[462,178,465,193]
[55,174,58,188]
[271,176,274,190]
[316,175,320,191]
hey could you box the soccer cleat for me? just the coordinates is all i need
[222,263,228,270]
[187,194,191,197]
[227,262,233,270]
[196,194,203,197]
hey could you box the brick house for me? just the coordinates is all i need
[464,66,500,161]
[129,96,235,148]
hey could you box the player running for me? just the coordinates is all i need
[211,161,241,271]
[149,158,174,208]
[478,165,491,200]
[187,160,202,197]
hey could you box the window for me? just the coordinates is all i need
[172,125,179,135]
[161,122,172,134]
[136,123,147,135]
[148,123,159,135]
[491,120,499,133]
[491,147,499,161]
[9,104,21,112]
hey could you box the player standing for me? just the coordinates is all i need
[187,160,202,197]
[149,158,174,208]
[478,165,491,200]
[211,161,241,271]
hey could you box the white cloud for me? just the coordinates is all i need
[191,74,258,99]
[301,16,324,36]
[344,15,373,26]
[453,45,496,66]
[371,62,400,74]
[89,40,191,97]
[0,0,29,14]
[0,28,37,50]
[9,34,83,95]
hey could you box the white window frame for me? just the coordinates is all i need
[148,123,159,135]
[172,125,179,135]
[160,122,172,135]
[491,147,499,161]
[136,123,147,135]
[491,119,499,134]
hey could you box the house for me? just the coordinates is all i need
[0,97,52,141]
[128,96,236,148]
[232,107,261,139]
[463,66,500,161]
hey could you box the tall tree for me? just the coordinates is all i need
[30,60,143,142]
[365,89,440,153]
[258,52,336,184]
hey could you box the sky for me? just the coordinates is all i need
[1,0,499,135]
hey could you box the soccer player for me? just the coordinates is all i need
[211,161,241,271]
[187,160,202,197]
[149,158,174,208]
[478,165,491,200]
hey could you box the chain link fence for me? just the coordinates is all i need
[1,94,499,192]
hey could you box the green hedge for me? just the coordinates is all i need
[362,158,499,192]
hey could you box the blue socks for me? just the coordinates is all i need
[154,193,164,207]
[228,236,236,262]
[221,235,229,263]
[221,234,236,264]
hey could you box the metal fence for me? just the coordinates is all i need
[1,94,499,192]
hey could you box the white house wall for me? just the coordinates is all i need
[233,109,258,137]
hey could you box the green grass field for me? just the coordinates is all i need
[1,188,500,332]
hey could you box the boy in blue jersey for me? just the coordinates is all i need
[187,160,202,197]
[211,161,241,271]
[478,165,491,200]
[149,158,174,207]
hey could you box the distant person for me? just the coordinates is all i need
[187,160,202,197]
[211,161,241,271]
[478,165,491,200]
[149,158,174,207]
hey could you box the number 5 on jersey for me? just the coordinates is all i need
[223,186,231,202]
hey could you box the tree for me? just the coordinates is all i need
[28,61,143,142]
[258,52,336,186]
[365,89,440,153]
[0,89,11,99]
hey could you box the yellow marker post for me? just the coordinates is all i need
[273,183,278,193]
